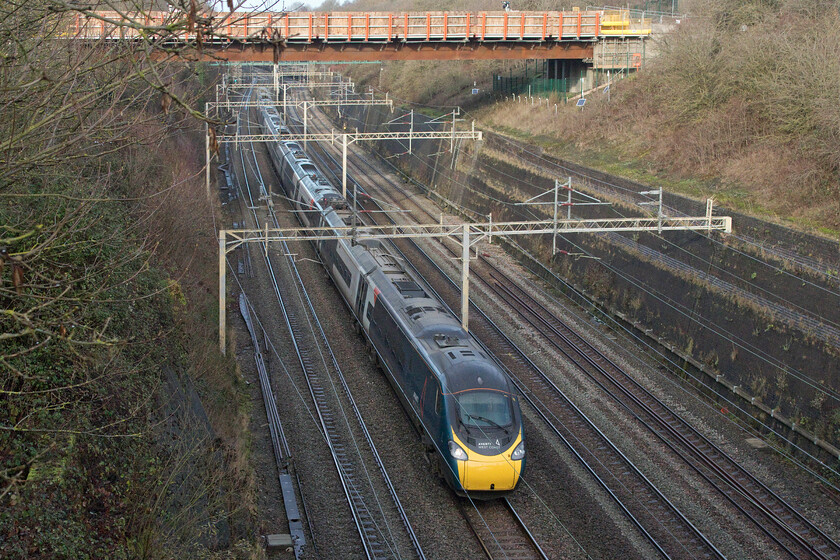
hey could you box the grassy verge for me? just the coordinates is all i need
[341,0,840,239]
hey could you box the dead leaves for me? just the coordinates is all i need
[160,91,172,114]
[0,248,25,296]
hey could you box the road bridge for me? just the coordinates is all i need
[67,10,650,62]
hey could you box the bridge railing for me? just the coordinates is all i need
[66,10,651,42]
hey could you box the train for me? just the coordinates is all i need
[256,89,525,495]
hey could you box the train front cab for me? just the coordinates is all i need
[449,430,523,493]
[363,262,525,496]
[443,389,525,495]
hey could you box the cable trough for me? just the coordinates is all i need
[239,293,306,558]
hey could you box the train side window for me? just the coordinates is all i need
[334,255,352,288]
[435,388,442,415]
[365,302,372,322]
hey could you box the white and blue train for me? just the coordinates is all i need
[257,93,525,494]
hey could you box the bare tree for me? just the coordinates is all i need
[1,2,265,558]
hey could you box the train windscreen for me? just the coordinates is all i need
[456,391,513,428]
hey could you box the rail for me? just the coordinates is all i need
[485,264,840,559]
[239,81,425,559]
[295,94,720,558]
[458,499,549,560]
[312,94,839,557]
[333,96,833,556]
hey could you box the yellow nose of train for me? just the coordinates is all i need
[452,431,523,492]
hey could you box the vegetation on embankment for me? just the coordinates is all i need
[1,128,258,560]
[1,4,259,559]
[339,0,840,237]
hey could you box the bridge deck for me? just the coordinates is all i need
[68,10,650,62]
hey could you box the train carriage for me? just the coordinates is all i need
[257,96,525,494]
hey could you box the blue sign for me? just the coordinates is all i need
[471,88,479,95]
[576,98,586,107]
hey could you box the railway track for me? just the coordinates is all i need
[490,132,840,285]
[458,498,549,560]
[297,91,840,558]
[294,93,723,559]
[483,261,840,560]
[345,137,837,556]
[229,80,425,559]
[604,231,840,348]
[343,100,840,358]
[283,90,570,558]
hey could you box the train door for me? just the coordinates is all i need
[360,282,376,331]
[317,216,327,255]
[355,278,368,319]
[421,377,442,437]
[282,161,295,196]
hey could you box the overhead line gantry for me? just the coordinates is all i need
[212,66,729,354]
[218,212,732,353]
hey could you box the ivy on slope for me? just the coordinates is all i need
[0,172,210,559]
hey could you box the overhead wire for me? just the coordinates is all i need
[347,98,840,408]
[357,90,839,294]
[274,95,410,557]
[303,93,719,558]
[231,83,406,558]
[333,91,840,482]
[460,118,840,292]
[252,86,409,559]
[296,90,601,558]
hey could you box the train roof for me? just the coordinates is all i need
[262,115,512,398]
[364,241,511,396]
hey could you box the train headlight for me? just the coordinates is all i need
[511,441,525,460]
[449,441,468,461]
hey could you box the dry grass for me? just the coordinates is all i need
[474,0,840,235]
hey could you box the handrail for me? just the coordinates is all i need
[64,10,651,41]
